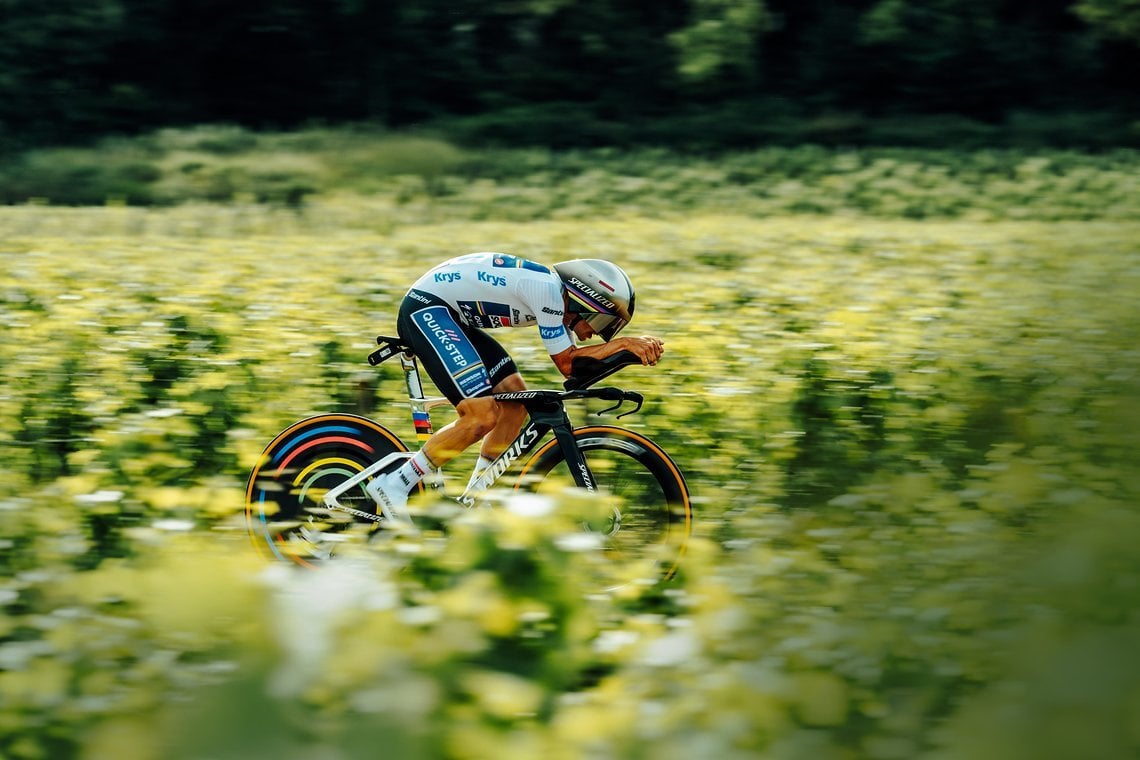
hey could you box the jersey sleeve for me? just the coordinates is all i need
[518,276,573,355]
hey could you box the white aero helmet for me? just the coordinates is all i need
[553,259,636,341]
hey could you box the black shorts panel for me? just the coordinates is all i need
[397,289,518,405]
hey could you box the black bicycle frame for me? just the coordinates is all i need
[465,391,595,496]
[368,335,640,499]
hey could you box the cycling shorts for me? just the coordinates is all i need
[396,288,518,405]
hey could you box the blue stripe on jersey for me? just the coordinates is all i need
[411,306,491,397]
[491,254,550,274]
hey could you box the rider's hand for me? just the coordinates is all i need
[621,335,664,366]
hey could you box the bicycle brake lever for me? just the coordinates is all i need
[595,391,644,418]
[616,391,644,418]
[596,398,624,416]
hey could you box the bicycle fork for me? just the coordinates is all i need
[534,403,599,491]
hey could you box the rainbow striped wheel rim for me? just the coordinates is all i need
[245,414,410,566]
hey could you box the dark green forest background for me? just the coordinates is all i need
[2,0,1139,153]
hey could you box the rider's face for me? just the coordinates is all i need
[564,311,596,341]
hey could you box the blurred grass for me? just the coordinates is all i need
[0,164,1138,757]
[1,125,1138,223]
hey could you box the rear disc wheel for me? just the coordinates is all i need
[245,414,416,567]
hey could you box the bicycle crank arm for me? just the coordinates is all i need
[322,502,383,523]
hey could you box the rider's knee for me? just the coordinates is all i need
[495,373,526,393]
[456,397,500,439]
[491,374,528,423]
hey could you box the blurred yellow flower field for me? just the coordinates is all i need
[1,200,1138,758]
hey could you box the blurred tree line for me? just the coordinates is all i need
[0,0,1137,151]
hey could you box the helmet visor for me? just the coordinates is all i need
[582,312,627,342]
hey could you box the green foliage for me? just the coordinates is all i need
[317,131,469,196]
[4,128,1140,218]
[1074,0,1140,42]
[0,0,131,145]
[0,148,161,205]
[1,0,1136,150]
[669,0,771,84]
[11,352,94,482]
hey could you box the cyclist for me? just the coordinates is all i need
[366,253,664,518]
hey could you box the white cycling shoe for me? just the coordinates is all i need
[365,473,419,533]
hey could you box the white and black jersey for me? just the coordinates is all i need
[396,253,572,403]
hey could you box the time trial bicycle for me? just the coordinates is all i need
[245,335,692,580]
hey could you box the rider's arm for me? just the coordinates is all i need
[551,335,664,377]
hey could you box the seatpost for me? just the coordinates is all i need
[400,352,425,400]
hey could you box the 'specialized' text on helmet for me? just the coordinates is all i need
[553,259,636,341]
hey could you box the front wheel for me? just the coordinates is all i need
[245,414,417,567]
[515,425,692,582]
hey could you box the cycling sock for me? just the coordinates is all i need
[465,455,495,492]
[390,449,435,493]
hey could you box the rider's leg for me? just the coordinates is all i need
[367,395,501,513]
[478,373,529,458]
[376,294,518,517]
[465,373,528,491]
[423,395,502,468]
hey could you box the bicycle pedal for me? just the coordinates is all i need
[297,525,336,561]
